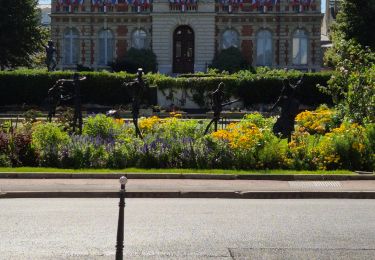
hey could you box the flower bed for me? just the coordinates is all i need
[0,109,373,171]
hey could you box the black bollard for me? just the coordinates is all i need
[116,176,127,260]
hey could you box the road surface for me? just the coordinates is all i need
[1,198,375,259]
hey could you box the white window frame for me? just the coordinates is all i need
[256,30,273,66]
[64,28,79,65]
[221,29,239,50]
[99,29,114,65]
[131,29,148,49]
[292,29,308,65]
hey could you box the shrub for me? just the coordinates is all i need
[0,69,332,108]
[211,47,249,73]
[312,122,370,170]
[11,128,37,166]
[83,114,122,140]
[111,48,157,73]
[32,122,69,166]
[295,105,340,135]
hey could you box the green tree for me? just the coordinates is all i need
[211,47,249,73]
[323,0,375,124]
[335,0,375,50]
[110,48,158,73]
[322,40,375,124]
[325,0,375,67]
[0,0,45,69]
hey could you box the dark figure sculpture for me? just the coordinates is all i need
[45,40,57,72]
[271,75,304,141]
[204,82,239,135]
[47,73,86,133]
[124,68,148,139]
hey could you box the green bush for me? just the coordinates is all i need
[111,48,157,73]
[211,47,250,73]
[0,69,332,108]
[32,122,69,166]
[83,114,121,140]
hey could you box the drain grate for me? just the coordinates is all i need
[228,248,375,260]
[288,181,342,191]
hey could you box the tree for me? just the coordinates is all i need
[334,0,375,50]
[110,48,158,73]
[322,0,375,124]
[211,47,249,73]
[324,0,375,68]
[322,40,375,124]
[0,0,45,69]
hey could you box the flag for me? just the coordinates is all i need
[301,0,311,6]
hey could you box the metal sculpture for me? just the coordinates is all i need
[271,75,304,141]
[123,68,148,139]
[47,73,86,133]
[45,40,57,72]
[204,82,239,135]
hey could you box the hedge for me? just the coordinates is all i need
[0,69,333,108]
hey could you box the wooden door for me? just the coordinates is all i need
[173,26,194,73]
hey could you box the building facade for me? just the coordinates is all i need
[51,0,323,73]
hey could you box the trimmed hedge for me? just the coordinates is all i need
[0,69,333,108]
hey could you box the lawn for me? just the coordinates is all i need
[0,167,355,175]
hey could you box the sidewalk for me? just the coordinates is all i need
[1,178,375,199]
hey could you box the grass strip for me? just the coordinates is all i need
[0,167,354,175]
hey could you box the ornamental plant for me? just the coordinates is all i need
[312,122,370,170]
[83,114,122,140]
[295,105,340,135]
[32,122,69,166]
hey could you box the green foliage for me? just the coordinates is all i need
[83,114,121,140]
[0,0,45,69]
[334,0,375,51]
[1,113,374,170]
[322,41,375,124]
[243,112,275,130]
[211,47,249,73]
[0,70,135,106]
[0,69,332,107]
[31,122,69,166]
[111,48,157,73]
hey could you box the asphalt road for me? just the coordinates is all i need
[1,199,375,259]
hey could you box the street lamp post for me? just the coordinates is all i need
[116,176,127,260]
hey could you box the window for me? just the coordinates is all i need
[99,29,114,65]
[293,29,308,65]
[132,29,148,49]
[256,30,273,66]
[221,29,239,50]
[64,28,79,65]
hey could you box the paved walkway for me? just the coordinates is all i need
[1,179,375,193]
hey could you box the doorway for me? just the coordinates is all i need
[173,26,194,73]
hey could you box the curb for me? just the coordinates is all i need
[0,173,374,181]
[1,191,375,199]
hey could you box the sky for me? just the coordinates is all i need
[39,0,326,12]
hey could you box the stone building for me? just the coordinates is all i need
[51,0,323,73]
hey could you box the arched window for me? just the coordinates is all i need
[256,30,273,66]
[132,29,148,49]
[99,29,114,65]
[293,29,308,65]
[64,28,79,65]
[221,29,239,50]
